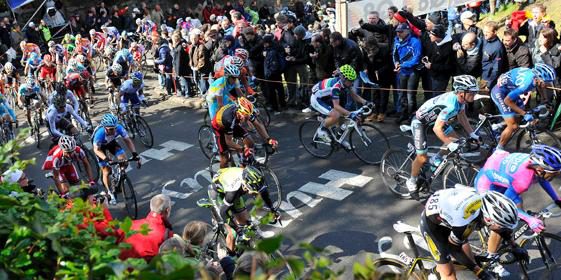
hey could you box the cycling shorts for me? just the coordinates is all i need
[491,86,522,118]
[121,92,140,106]
[213,125,248,155]
[39,67,56,81]
[47,116,75,137]
[57,164,80,185]
[23,93,40,108]
[310,96,333,115]
[95,141,125,167]
[67,80,86,98]
[411,119,427,154]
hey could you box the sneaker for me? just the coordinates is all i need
[301,107,312,113]
[316,127,331,143]
[406,178,418,192]
[491,264,511,278]
[109,192,117,205]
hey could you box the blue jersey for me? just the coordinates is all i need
[26,57,42,68]
[92,124,128,147]
[105,26,120,39]
[0,98,16,120]
[18,83,41,96]
[415,91,465,125]
[120,79,143,95]
[495,67,536,101]
[113,50,133,65]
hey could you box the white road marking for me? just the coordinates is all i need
[141,140,193,161]
[299,182,353,201]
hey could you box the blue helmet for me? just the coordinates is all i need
[530,144,561,172]
[100,113,118,127]
[131,71,143,87]
[532,63,557,83]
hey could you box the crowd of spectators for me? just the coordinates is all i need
[1,0,560,118]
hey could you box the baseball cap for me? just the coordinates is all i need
[427,13,441,24]
[460,11,476,21]
[2,169,24,184]
[395,23,410,32]
[429,24,446,38]
[28,22,35,28]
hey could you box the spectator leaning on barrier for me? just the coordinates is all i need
[171,32,192,98]
[263,33,287,113]
[454,32,482,78]
[309,33,334,82]
[532,28,561,82]
[120,194,174,262]
[154,38,174,98]
[503,28,532,70]
[481,21,507,90]
[284,24,310,108]
[392,23,421,124]
[423,24,453,98]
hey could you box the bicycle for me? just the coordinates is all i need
[203,94,271,128]
[117,104,154,148]
[0,118,15,145]
[72,133,100,183]
[107,157,141,219]
[299,105,390,165]
[4,84,18,111]
[24,99,43,148]
[380,136,480,199]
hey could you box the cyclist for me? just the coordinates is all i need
[1,62,20,92]
[101,25,120,46]
[206,64,243,120]
[0,93,16,128]
[65,57,87,75]
[62,33,76,53]
[117,71,146,113]
[38,54,56,92]
[422,187,527,280]
[309,64,370,146]
[64,69,90,105]
[75,54,96,102]
[46,92,91,140]
[89,29,107,53]
[209,166,280,253]
[92,113,140,204]
[18,76,46,127]
[24,52,42,77]
[211,97,278,168]
[129,42,145,71]
[42,135,96,196]
[214,53,255,96]
[19,41,41,66]
[48,41,68,80]
[105,64,125,106]
[491,63,557,150]
[48,82,79,114]
[406,75,480,192]
[113,48,134,77]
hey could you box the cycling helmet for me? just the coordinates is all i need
[58,135,76,152]
[52,92,66,108]
[453,75,479,92]
[4,62,14,73]
[234,48,249,61]
[100,113,118,127]
[121,31,127,38]
[481,191,519,230]
[29,52,39,60]
[131,71,143,87]
[339,64,357,81]
[75,54,86,63]
[54,82,67,95]
[68,58,78,68]
[529,144,561,172]
[104,46,113,56]
[533,63,557,83]
[160,24,168,32]
[89,29,96,35]
[111,63,122,75]
[43,54,52,62]
[25,76,35,86]
[176,18,184,26]
[229,56,244,69]
[47,41,55,48]
[242,166,264,192]
[224,64,241,78]
[136,18,142,25]
[236,96,254,116]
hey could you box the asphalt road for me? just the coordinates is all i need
[17,72,561,279]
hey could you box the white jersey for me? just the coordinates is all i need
[46,104,87,137]
[48,90,79,113]
[425,187,482,228]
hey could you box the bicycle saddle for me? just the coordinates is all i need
[393,221,420,234]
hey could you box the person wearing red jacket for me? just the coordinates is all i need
[120,194,174,262]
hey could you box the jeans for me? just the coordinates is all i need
[177,76,190,96]
[397,72,420,117]
[284,64,309,106]
[430,77,449,99]
[163,73,173,95]
[193,69,208,95]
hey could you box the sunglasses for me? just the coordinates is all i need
[105,126,116,131]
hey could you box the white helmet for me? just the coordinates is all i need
[136,18,142,25]
[68,58,78,68]
[58,135,76,152]
[4,62,14,73]
[224,64,240,78]
[229,56,244,69]
[453,75,479,92]
[111,63,123,75]
[89,29,96,35]
[47,41,55,48]
[75,54,86,63]
[481,191,519,230]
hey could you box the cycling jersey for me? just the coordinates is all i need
[92,124,128,147]
[48,89,79,113]
[52,44,68,63]
[65,73,86,98]
[91,32,107,50]
[420,188,484,265]
[105,68,123,87]
[2,70,19,85]
[18,83,41,97]
[475,150,560,204]
[21,43,40,61]
[119,79,143,108]
[491,67,536,117]
[140,20,156,34]
[39,64,56,81]
[46,104,88,137]
[50,145,86,171]
[0,98,16,120]
[113,49,134,66]
[104,26,120,40]
[26,57,42,71]
[206,76,240,119]
[131,45,145,61]
[310,78,351,115]
[212,104,255,134]
[65,63,86,75]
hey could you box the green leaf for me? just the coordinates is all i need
[256,235,283,254]
[353,262,370,279]
[286,256,305,277]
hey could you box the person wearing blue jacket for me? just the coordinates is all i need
[481,21,507,91]
[392,23,422,124]
[154,38,174,98]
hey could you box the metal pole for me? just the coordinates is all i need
[21,0,48,30]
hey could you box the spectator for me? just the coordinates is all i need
[513,4,554,50]
[25,22,44,46]
[263,33,287,113]
[233,252,270,278]
[309,33,334,82]
[239,26,264,81]
[182,220,211,250]
[43,7,66,29]
[503,28,532,70]
[359,12,396,57]
[221,17,234,37]
[213,35,237,63]
[110,10,122,31]
[329,31,361,71]
[190,29,212,95]
[205,29,220,68]
[38,20,52,43]
[453,10,483,41]
[85,10,97,31]
[231,11,248,38]
[158,234,187,256]
[97,9,109,29]
[151,4,164,26]
[10,25,25,50]
[423,25,453,98]
[454,32,482,77]
[154,38,174,98]
[258,4,272,24]
[165,8,177,27]
[202,3,214,23]
[387,6,398,23]
[284,25,310,108]
[73,14,86,35]
[481,21,507,90]
[392,23,421,124]
[0,20,11,47]
[120,194,174,262]
[532,28,561,79]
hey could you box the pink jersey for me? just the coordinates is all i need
[475,150,535,195]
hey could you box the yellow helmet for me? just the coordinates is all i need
[236,97,254,116]
[339,64,357,81]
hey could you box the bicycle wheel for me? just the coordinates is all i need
[372,258,426,280]
[441,163,479,189]
[120,176,138,219]
[299,120,334,159]
[204,111,210,125]
[209,153,222,177]
[134,116,154,148]
[77,147,101,182]
[33,116,41,148]
[519,232,561,279]
[198,125,216,159]
[350,123,390,165]
[80,102,92,128]
[381,149,414,199]
[258,165,282,211]
[516,129,561,153]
